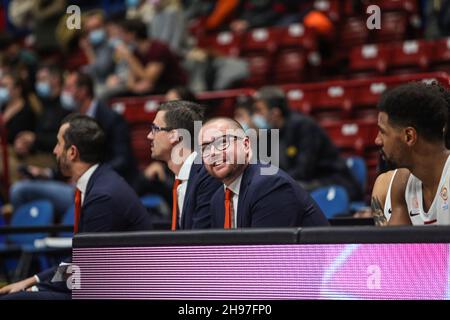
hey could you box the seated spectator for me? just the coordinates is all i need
[0,72,36,182]
[115,18,187,95]
[253,86,363,201]
[80,10,116,98]
[13,64,70,168]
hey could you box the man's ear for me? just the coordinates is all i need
[168,130,182,145]
[404,127,417,147]
[67,145,78,161]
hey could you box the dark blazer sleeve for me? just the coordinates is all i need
[36,266,58,282]
[191,170,222,229]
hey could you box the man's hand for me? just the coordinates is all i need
[115,43,132,61]
[14,131,36,157]
[0,276,37,295]
[144,162,166,181]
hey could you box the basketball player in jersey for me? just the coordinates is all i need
[374,81,450,225]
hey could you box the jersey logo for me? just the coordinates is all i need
[409,211,420,217]
[440,187,448,201]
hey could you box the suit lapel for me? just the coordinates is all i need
[180,163,201,228]
[236,164,256,227]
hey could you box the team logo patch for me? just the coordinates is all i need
[441,187,448,201]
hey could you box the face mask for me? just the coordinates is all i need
[0,87,10,104]
[89,29,106,46]
[252,114,271,129]
[36,81,51,98]
[126,0,140,8]
[108,37,123,49]
[60,91,77,110]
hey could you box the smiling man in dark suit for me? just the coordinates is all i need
[199,117,329,229]
[0,115,152,299]
[147,100,222,230]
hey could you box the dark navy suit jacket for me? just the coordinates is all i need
[179,160,222,230]
[210,163,329,228]
[37,164,152,286]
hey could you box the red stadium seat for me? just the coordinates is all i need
[338,17,369,48]
[241,55,272,87]
[389,40,433,73]
[273,50,306,84]
[282,86,317,114]
[197,31,242,57]
[368,0,418,13]
[431,37,450,72]
[313,0,341,22]
[371,12,409,43]
[320,119,379,156]
[278,24,318,52]
[349,44,389,74]
[241,28,280,55]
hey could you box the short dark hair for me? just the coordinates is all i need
[73,71,94,98]
[378,81,449,143]
[119,19,148,40]
[158,100,205,149]
[255,86,290,117]
[38,64,63,84]
[61,114,105,163]
[167,86,198,103]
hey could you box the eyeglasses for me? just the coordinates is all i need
[201,134,243,157]
[149,123,173,135]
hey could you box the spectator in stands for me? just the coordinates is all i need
[127,0,186,54]
[13,65,70,167]
[9,71,138,216]
[375,82,450,225]
[115,18,187,95]
[0,115,152,300]
[0,72,36,145]
[234,94,256,132]
[80,10,116,98]
[253,86,363,201]
[199,117,328,228]
[0,32,38,88]
[423,0,450,39]
[229,0,286,33]
[146,100,222,229]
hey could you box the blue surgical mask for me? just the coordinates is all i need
[89,29,106,46]
[252,114,271,129]
[0,87,10,104]
[126,0,140,8]
[36,81,51,98]
[60,91,77,110]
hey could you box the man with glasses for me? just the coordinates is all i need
[147,100,222,230]
[199,117,329,228]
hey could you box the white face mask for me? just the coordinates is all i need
[60,91,77,110]
[0,87,10,105]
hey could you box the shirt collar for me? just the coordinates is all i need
[224,172,243,196]
[85,100,98,118]
[76,164,99,194]
[176,151,197,181]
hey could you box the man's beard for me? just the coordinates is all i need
[380,150,398,170]
[56,157,70,178]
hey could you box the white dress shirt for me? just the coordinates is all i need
[76,164,99,205]
[224,173,243,229]
[176,152,197,223]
